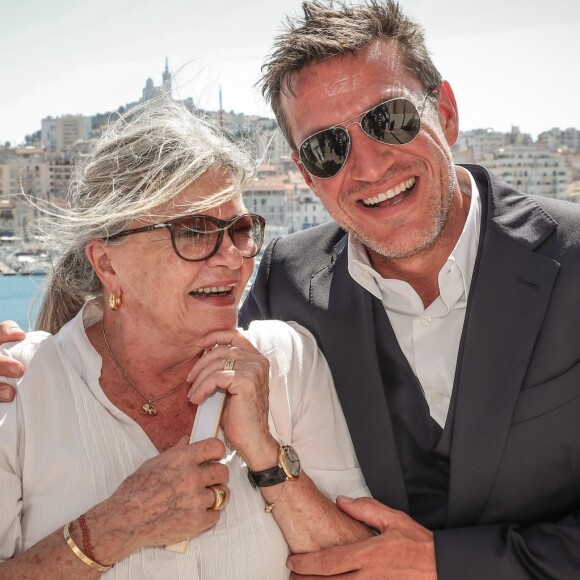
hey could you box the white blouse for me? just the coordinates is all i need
[0,302,369,579]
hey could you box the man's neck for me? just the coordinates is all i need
[369,247,452,308]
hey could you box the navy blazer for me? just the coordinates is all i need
[240,165,580,579]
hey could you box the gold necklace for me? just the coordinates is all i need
[100,319,190,416]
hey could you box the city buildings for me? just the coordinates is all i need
[0,146,46,240]
[1,64,579,242]
[538,127,580,152]
[243,166,332,241]
[452,126,579,201]
[485,148,570,200]
[41,115,91,152]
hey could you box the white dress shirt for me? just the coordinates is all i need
[348,170,482,428]
[0,301,369,579]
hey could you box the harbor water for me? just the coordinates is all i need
[0,248,261,332]
[0,275,45,331]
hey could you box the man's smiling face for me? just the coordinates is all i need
[283,39,462,266]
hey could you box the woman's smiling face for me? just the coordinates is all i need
[97,169,254,345]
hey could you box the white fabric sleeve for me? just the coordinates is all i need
[246,320,370,501]
[0,347,24,562]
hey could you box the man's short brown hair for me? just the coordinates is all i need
[260,0,442,148]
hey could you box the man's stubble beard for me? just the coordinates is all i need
[351,165,457,261]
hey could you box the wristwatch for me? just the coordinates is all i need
[247,444,301,488]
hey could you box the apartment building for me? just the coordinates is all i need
[41,115,91,153]
[243,169,291,241]
[0,148,42,238]
[285,172,332,233]
[47,154,75,201]
[538,127,580,152]
[0,199,16,238]
[453,128,507,162]
[0,147,48,199]
[485,146,570,199]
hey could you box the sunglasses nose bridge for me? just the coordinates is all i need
[340,115,375,153]
[342,117,364,137]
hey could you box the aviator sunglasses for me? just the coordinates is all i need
[106,213,266,262]
[298,90,433,179]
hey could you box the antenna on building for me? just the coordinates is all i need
[219,85,224,129]
[162,58,172,98]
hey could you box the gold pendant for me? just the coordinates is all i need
[142,402,157,416]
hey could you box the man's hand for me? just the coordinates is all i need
[287,496,437,579]
[0,321,26,401]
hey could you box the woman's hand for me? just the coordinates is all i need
[87,436,229,560]
[187,330,279,470]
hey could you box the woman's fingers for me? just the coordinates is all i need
[196,329,261,356]
[100,438,231,551]
[0,320,26,341]
[206,484,230,511]
[187,346,267,403]
[187,345,274,465]
[0,322,26,399]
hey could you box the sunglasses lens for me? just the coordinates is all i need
[174,215,265,260]
[230,215,265,258]
[361,98,421,145]
[174,216,219,260]
[299,127,350,178]
[299,97,424,179]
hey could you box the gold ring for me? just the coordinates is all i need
[224,359,235,371]
[209,485,227,511]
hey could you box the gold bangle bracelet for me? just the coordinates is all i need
[264,481,289,513]
[63,521,113,572]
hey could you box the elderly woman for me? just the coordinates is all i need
[0,101,371,578]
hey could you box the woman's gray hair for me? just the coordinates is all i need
[260,0,442,148]
[35,98,255,333]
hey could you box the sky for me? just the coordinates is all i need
[1,0,579,145]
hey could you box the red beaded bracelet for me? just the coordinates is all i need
[63,520,113,572]
[78,514,95,561]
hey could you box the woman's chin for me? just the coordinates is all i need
[183,297,239,331]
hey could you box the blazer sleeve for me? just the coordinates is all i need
[434,512,580,579]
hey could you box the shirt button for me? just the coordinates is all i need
[419,317,432,327]
[430,392,443,403]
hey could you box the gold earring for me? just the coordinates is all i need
[109,292,122,311]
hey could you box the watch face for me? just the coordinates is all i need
[281,445,301,479]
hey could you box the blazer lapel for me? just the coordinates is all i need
[311,238,408,510]
[447,169,561,525]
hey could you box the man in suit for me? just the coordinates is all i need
[1,1,579,577]
[238,1,580,578]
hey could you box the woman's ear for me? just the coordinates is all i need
[85,240,117,291]
[436,80,459,147]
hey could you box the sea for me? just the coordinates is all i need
[0,264,259,332]
[0,274,45,331]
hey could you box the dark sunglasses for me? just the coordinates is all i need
[106,213,266,262]
[298,90,433,179]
